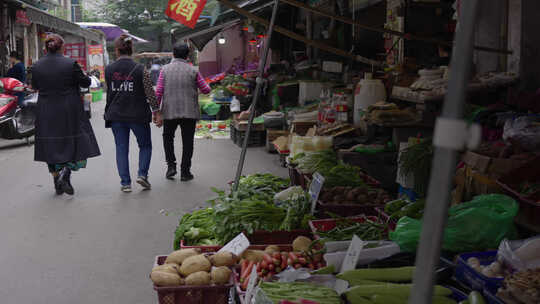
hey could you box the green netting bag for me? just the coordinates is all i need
[202,102,221,116]
[390,194,519,252]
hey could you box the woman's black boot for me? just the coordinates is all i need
[58,167,74,195]
[54,174,64,195]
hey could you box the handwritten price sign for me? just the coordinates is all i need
[165,0,207,29]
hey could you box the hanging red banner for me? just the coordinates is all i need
[165,0,207,29]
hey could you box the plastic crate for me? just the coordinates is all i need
[454,251,504,294]
[234,129,266,148]
[152,255,233,304]
[497,156,540,232]
[484,289,505,304]
[181,238,301,253]
[316,201,383,218]
[309,216,393,240]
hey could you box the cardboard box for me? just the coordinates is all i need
[462,151,528,178]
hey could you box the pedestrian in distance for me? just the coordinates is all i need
[31,33,101,195]
[155,42,211,181]
[104,34,162,193]
[7,51,26,106]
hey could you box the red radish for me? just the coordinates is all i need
[261,260,268,269]
[257,262,262,272]
[288,252,299,263]
[268,263,275,271]
[298,257,307,265]
[293,263,302,269]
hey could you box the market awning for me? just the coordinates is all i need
[77,22,149,43]
[172,0,276,50]
[7,0,103,42]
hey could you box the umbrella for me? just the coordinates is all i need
[77,22,149,43]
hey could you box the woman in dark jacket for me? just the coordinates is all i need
[104,35,161,193]
[32,34,101,195]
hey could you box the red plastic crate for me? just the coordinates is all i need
[180,239,300,253]
[309,215,394,240]
[152,255,233,304]
[316,201,384,218]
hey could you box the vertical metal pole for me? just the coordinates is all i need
[233,0,280,191]
[408,1,480,304]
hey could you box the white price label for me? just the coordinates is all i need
[309,172,325,214]
[219,233,250,256]
[334,279,350,295]
[244,266,258,304]
[340,235,365,273]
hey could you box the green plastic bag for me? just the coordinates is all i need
[202,102,221,116]
[390,194,519,252]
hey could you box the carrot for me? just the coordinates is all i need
[241,276,250,290]
[262,253,274,264]
[241,261,255,281]
[281,256,288,269]
[240,259,248,277]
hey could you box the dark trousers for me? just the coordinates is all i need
[163,118,196,173]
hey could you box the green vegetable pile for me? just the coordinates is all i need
[384,199,425,220]
[398,139,433,196]
[289,150,337,174]
[210,174,311,243]
[173,174,313,248]
[318,164,368,188]
[317,216,389,241]
[258,282,342,304]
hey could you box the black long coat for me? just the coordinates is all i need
[32,53,101,164]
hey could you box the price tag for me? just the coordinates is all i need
[340,235,365,273]
[244,266,258,304]
[334,279,350,295]
[309,172,325,214]
[219,233,250,256]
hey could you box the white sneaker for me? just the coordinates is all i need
[121,185,132,193]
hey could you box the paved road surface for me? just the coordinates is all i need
[0,101,285,304]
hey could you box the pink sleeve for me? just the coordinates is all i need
[155,70,165,105]
[197,72,211,94]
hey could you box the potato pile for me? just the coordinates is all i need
[150,249,235,287]
[319,186,392,205]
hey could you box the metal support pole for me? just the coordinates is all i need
[233,0,280,192]
[408,1,480,304]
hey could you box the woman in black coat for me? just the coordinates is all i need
[32,34,101,195]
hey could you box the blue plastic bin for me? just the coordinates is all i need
[454,251,504,294]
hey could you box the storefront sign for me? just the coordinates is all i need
[88,45,105,81]
[165,0,208,29]
[16,10,32,26]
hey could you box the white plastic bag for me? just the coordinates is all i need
[323,241,401,270]
[274,186,305,203]
[498,236,540,271]
[503,116,540,151]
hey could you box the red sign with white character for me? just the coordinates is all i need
[165,0,207,29]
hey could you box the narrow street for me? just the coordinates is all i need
[0,100,285,304]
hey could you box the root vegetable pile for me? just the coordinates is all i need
[319,186,392,205]
[150,249,235,287]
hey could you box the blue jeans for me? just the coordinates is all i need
[111,122,152,186]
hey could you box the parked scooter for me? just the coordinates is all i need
[0,78,37,141]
